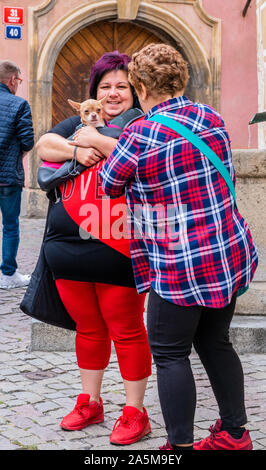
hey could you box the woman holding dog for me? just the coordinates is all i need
[99,43,258,450]
[36,52,152,445]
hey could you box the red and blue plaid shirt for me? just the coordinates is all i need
[99,97,258,308]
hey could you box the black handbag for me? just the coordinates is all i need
[37,108,144,193]
[20,204,76,330]
[37,154,87,193]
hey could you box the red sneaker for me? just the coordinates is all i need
[110,406,151,445]
[60,394,104,430]
[159,439,173,450]
[193,419,253,450]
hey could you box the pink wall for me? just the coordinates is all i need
[0,1,40,186]
[0,1,40,100]
[203,0,258,148]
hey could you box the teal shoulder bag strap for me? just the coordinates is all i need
[149,114,249,297]
[149,114,238,209]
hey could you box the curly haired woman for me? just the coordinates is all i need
[100,43,258,451]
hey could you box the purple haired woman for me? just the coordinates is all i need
[36,52,152,445]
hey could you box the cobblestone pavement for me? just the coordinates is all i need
[0,216,266,451]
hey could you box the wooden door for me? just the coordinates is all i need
[52,21,166,126]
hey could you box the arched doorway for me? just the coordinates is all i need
[52,21,194,126]
[28,1,219,216]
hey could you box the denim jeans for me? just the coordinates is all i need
[0,185,22,275]
[147,288,246,445]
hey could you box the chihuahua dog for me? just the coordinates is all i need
[68,95,107,128]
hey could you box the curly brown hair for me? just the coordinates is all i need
[128,43,189,97]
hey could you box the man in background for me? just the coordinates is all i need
[0,60,34,289]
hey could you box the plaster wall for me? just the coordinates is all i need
[257,0,266,147]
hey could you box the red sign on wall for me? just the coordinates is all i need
[3,7,24,25]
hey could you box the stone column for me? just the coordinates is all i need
[233,149,266,315]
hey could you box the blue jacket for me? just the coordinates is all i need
[0,83,34,186]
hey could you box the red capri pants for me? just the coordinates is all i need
[55,279,152,381]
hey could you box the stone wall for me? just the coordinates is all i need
[233,149,266,315]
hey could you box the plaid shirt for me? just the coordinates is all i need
[99,97,258,308]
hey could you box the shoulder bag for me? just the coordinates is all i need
[149,114,248,297]
[20,202,76,330]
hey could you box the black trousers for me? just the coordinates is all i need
[147,288,247,445]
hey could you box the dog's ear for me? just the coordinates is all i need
[99,94,108,105]
[68,99,81,112]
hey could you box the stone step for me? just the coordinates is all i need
[229,315,266,353]
[30,319,75,352]
[30,315,266,354]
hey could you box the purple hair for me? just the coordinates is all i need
[89,51,139,107]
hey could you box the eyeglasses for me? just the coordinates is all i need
[15,77,23,84]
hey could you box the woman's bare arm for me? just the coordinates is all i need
[36,132,105,166]
[36,133,74,162]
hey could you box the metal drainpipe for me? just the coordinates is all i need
[242,0,252,17]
